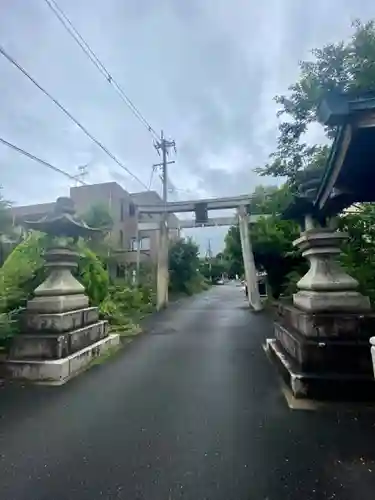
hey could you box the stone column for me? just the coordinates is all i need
[156,220,169,310]
[238,206,262,311]
[27,243,89,314]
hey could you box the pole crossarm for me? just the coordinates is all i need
[138,194,252,214]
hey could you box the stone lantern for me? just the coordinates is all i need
[4,197,120,384]
[267,177,375,400]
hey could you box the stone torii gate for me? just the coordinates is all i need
[138,194,263,312]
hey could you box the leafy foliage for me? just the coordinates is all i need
[82,203,114,231]
[224,226,244,278]
[99,283,153,335]
[0,232,46,313]
[169,237,205,295]
[77,243,109,306]
[256,20,375,186]
[339,205,375,304]
[200,255,228,282]
[249,184,293,215]
[80,203,115,260]
[224,214,304,298]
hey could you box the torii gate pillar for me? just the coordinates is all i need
[238,206,263,311]
[156,221,169,311]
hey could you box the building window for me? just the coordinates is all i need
[130,238,138,251]
[119,230,124,247]
[140,237,151,251]
[129,202,136,216]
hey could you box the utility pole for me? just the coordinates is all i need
[74,163,89,186]
[154,131,176,310]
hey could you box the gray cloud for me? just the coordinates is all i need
[0,0,373,252]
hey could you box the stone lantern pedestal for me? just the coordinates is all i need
[267,221,375,400]
[3,198,120,384]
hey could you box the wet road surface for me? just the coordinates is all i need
[1,284,375,499]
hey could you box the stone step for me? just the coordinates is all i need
[274,321,373,374]
[24,307,99,333]
[10,321,108,360]
[4,334,120,385]
[266,338,375,401]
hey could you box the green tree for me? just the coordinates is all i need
[225,183,304,296]
[81,203,115,261]
[256,20,375,186]
[339,205,375,304]
[249,184,293,215]
[224,215,303,297]
[82,203,114,231]
[169,237,203,294]
[200,256,228,282]
[224,226,244,277]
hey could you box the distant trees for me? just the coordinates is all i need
[224,193,304,298]
[200,255,228,282]
[169,237,206,294]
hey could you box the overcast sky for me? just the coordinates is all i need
[1,0,374,252]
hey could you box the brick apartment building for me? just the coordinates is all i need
[10,182,180,269]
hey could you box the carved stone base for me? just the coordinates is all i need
[10,321,108,360]
[293,290,371,313]
[274,321,372,374]
[275,301,375,337]
[267,339,375,400]
[24,307,99,333]
[268,302,375,400]
[3,334,120,385]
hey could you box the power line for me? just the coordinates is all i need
[0,44,149,190]
[0,136,87,185]
[42,0,160,141]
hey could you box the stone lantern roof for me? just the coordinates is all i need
[24,197,101,239]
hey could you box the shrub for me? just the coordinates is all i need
[77,244,109,306]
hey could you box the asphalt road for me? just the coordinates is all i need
[1,284,375,500]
